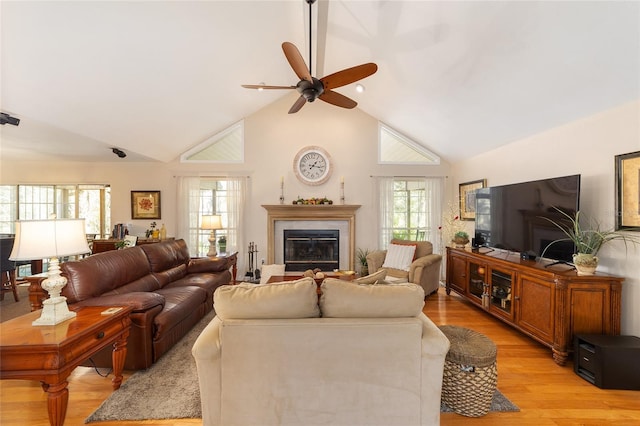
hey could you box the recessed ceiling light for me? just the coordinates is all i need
[355,84,365,93]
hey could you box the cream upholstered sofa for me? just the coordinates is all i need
[192,277,450,426]
[366,239,442,296]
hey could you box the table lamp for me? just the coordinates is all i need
[201,214,223,257]
[9,218,90,326]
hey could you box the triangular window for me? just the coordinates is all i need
[181,121,244,163]
[378,123,440,165]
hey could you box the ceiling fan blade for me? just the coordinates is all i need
[241,84,296,90]
[282,42,313,83]
[318,90,357,109]
[321,63,378,90]
[288,95,307,114]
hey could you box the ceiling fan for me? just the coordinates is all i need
[241,0,378,114]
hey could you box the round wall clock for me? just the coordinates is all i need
[293,146,332,185]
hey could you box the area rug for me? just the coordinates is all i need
[86,312,518,423]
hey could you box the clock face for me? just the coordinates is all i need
[293,146,332,185]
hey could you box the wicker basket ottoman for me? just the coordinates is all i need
[439,325,497,417]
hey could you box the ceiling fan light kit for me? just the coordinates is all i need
[241,0,378,114]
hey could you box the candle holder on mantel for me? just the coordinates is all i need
[340,179,345,204]
[279,178,285,204]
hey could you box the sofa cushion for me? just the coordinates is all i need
[320,278,425,318]
[354,269,387,284]
[188,256,232,273]
[140,239,190,273]
[214,277,320,319]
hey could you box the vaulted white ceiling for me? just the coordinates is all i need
[1,1,638,163]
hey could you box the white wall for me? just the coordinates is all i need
[451,100,640,336]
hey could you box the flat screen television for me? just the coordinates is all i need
[473,174,581,262]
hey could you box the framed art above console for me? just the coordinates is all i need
[131,191,161,219]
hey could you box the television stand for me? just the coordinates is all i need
[445,246,623,366]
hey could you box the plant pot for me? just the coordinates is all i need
[452,237,469,248]
[360,265,369,276]
[573,253,598,276]
[218,243,226,253]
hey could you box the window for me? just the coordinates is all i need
[180,121,244,163]
[378,123,440,165]
[0,184,111,236]
[176,176,246,259]
[375,177,443,253]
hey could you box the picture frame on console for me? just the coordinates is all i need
[131,191,161,220]
[615,151,640,230]
[459,179,486,221]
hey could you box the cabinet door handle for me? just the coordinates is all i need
[96,331,105,339]
[583,356,589,362]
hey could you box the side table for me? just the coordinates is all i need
[0,305,132,426]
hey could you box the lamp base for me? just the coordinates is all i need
[32,296,77,326]
[207,234,217,257]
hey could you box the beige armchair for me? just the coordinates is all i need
[366,238,442,296]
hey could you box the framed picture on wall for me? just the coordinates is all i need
[459,179,486,221]
[131,191,161,220]
[615,151,640,230]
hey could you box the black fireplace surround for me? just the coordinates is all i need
[284,229,339,271]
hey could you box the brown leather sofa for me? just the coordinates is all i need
[60,239,234,370]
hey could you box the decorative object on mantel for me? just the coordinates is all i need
[293,197,333,205]
[340,176,345,204]
[279,176,285,204]
[9,217,90,325]
[541,208,640,275]
[453,231,470,248]
[201,215,223,257]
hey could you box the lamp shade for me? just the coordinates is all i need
[9,218,90,260]
[201,215,222,230]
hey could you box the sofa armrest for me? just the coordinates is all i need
[192,316,223,426]
[75,292,165,313]
[419,312,450,425]
[188,256,233,274]
[409,254,442,295]
[366,250,387,274]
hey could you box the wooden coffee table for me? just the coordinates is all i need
[0,305,132,426]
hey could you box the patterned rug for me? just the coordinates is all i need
[86,312,518,422]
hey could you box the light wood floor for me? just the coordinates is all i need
[1,287,639,426]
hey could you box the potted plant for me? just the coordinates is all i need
[542,209,640,275]
[218,235,227,253]
[452,231,470,248]
[356,248,370,276]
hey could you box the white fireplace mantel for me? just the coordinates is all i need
[262,204,361,270]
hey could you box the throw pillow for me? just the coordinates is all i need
[214,277,320,319]
[354,269,387,284]
[259,264,286,284]
[320,278,425,318]
[382,243,417,272]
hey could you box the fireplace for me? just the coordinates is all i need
[284,229,339,271]
[262,204,361,271]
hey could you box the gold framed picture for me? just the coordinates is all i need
[131,191,161,220]
[615,151,640,230]
[459,179,486,221]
